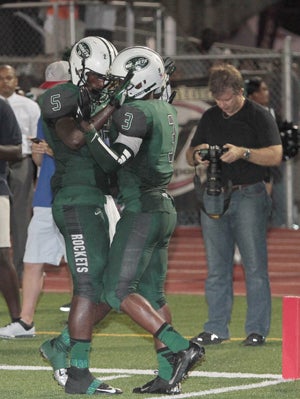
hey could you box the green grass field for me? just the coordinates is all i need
[0,292,299,398]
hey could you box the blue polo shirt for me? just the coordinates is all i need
[32,118,55,207]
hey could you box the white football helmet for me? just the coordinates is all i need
[109,46,165,99]
[69,36,118,87]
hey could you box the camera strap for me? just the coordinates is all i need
[193,167,233,219]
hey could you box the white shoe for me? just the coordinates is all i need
[59,302,71,312]
[54,368,68,387]
[0,321,35,339]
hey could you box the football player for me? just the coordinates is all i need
[38,36,122,395]
[83,46,205,394]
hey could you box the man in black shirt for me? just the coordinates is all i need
[186,64,282,347]
[0,98,22,326]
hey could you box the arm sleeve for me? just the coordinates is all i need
[86,103,146,173]
[85,128,141,173]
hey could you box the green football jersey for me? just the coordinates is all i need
[38,82,110,197]
[111,99,179,211]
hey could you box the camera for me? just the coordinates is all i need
[197,145,228,196]
[279,121,300,161]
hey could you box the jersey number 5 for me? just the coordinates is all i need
[50,94,62,112]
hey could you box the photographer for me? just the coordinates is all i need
[186,64,282,346]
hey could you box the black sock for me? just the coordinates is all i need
[18,319,34,330]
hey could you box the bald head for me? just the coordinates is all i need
[0,65,18,98]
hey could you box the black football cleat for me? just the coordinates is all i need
[65,366,122,395]
[133,376,181,395]
[169,341,205,387]
[92,383,123,395]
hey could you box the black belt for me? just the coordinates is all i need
[232,184,251,191]
[232,182,262,191]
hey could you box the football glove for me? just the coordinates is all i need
[163,57,176,76]
[109,69,134,108]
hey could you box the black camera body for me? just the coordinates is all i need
[198,145,228,196]
[279,121,300,160]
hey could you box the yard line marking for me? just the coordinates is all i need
[190,371,282,379]
[0,364,282,379]
[147,379,287,399]
[92,369,282,379]
[98,374,131,381]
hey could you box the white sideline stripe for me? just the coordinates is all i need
[92,369,283,380]
[0,365,282,379]
[147,379,287,399]
[101,374,131,381]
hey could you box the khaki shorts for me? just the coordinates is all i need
[0,196,10,247]
[23,206,66,265]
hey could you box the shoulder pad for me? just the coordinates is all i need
[112,103,147,138]
[40,83,79,120]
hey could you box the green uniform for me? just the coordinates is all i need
[39,82,111,303]
[86,99,179,310]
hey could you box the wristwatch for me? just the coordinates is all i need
[243,148,251,160]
